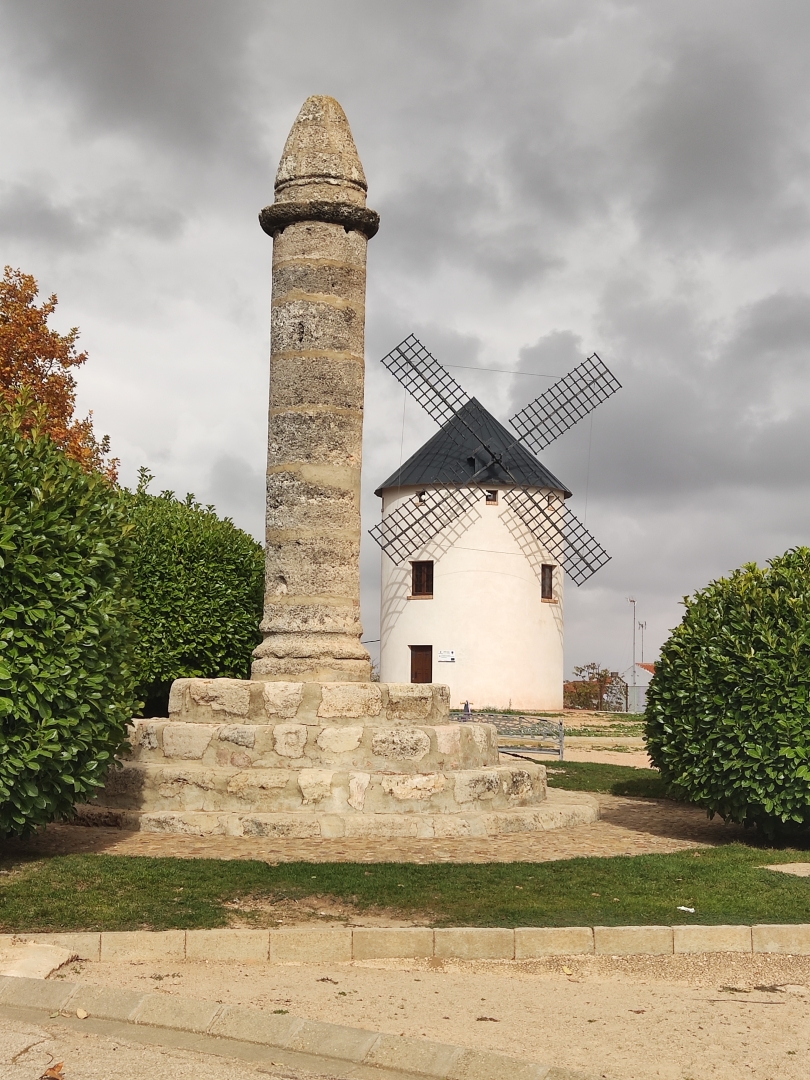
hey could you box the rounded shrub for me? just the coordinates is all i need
[127,469,264,715]
[646,547,810,839]
[0,412,137,837]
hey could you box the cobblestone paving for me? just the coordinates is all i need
[5,794,751,864]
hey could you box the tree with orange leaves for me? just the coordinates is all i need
[0,266,117,481]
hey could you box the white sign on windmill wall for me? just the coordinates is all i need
[371,336,621,712]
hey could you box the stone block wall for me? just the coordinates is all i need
[98,760,546,816]
[127,719,499,773]
[85,677,558,837]
[168,678,451,726]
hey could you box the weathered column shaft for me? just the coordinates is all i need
[252,96,378,682]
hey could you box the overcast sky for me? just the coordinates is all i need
[3,0,810,677]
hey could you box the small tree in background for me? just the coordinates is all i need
[573,663,613,710]
[604,672,628,712]
[646,548,810,840]
[564,664,627,711]
[563,679,598,710]
[0,266,117,480]
[0,406,137,837]
[128,469,264,715]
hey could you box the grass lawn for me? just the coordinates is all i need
[545,760,670,798]
[568,723,645,737]
[2,844,810,932]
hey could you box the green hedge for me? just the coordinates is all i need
[646,548,810,839]
[127,469,264,715]
[0,413,137,837]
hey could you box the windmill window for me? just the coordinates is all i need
[411,560,434,597]
[416,490,427,504]
[485,489,498,505]
[547,493,555,507]
[541,564,555,600]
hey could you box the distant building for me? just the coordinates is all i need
[625,662,656,714]
[376,400,570,711]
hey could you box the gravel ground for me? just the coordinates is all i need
[57,952,810,1080]
[5,793,747,865]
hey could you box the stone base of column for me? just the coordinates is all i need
[74,801,599,838]
[251,657,372,682]
[251,633,372,682]
[82,677,598,839]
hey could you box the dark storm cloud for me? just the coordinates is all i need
[0,181,185,249]
[377,177,565,290]
[0,0,262,156]
[627,41,810,249]
[724,292,810,370]
[363,2,810,285]
[516,332,586,383]
[550,284,810,509]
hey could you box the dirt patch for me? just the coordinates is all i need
[225,892,433,928]
[560,748,652,768]
[60,953,810,1080]
[763,862,810,877]
[0,1014,331,1079]
[561,710,644,734]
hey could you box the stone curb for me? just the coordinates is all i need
[5,923,810,961]
[0,975,595,1080]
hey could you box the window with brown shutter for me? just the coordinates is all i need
[411,561,434,597]
[541,564,554,600]
[410,645,433,683]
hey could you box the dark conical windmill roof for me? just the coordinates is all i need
[374,398,572,497]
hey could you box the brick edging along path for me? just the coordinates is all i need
[8,924,810,960]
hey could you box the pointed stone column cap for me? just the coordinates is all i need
[275,95,367,204]
[260,95,379,239]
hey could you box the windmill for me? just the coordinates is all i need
[369,334,621,586]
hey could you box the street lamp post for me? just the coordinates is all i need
[628,597,636,712]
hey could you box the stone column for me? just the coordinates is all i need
[252,96,379,683]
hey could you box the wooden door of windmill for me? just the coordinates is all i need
[410,645,432,683]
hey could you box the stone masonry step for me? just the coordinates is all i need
[75,796,597,837]
[92,761,547,816]
[0,974,597,1080]
[126,717,500,772]
[6,923,810,963]
[168,678,452,726]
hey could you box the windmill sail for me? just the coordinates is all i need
[381,335,470,426]
[503,489,610,586]
[381,337,527,475]
[510,353,621,453]
[375,335,618,585]
[369,485,481,564]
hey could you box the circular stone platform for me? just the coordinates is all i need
[81,678,598,838]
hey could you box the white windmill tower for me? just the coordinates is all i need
[371,336,621,711]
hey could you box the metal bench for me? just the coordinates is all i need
[459,712,565,761]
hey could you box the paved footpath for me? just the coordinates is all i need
[6,793,749,864]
